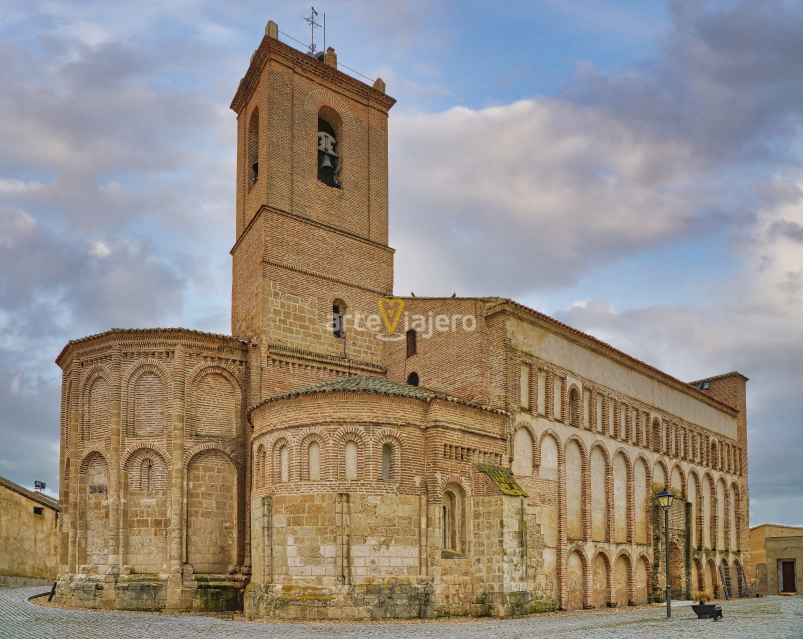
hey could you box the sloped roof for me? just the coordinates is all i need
[494,298,741,413]
[56,327,246,364]
[247,374,508,417]
[475,464,528,496]
[0,475,58,511]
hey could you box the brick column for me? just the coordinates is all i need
[68,366,80,574]
[581,448,592,541]
[166,343,186,609]
[108,344,122,571]
[557,443,567,609]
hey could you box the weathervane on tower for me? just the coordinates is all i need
[305,5,321,54]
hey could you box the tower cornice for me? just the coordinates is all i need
[230,33,396,115]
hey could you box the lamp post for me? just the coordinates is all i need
[657,488,675,618]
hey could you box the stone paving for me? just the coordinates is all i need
[2,587,802,639]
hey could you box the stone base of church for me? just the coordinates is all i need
[244,582,557,620]
[54,572,247,612]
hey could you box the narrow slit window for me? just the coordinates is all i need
[406,329,417,358]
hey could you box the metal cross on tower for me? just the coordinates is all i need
[305,5,321,54]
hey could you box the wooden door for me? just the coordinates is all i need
[780,560,796,593]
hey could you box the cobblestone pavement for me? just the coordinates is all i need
[2,588,802,639]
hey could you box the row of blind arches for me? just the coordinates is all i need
[512,427,742,550]
[545,383,742,474]
[255,438,399,486]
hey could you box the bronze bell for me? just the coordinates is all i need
[319,153,334,177]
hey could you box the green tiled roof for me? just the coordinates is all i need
[475,464,528,496]
[247,375,508,415]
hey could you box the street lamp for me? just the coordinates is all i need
[657,488,674,618]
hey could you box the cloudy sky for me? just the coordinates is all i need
[1,0,801,525]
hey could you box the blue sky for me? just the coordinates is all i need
[1,0,802,527]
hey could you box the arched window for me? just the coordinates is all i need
[333,299,346,339]
[569,387,581,427]
[381,443,392,481]
[442,486,464,553]
[406,329,417,358]
[407,372,419,387]
[141,458,153,491]
[318,117,340,187]
[279,445,289,483]
[652,420,662,453]
[308,441,321,481]
[345,440,358,480]
[248,108,259,188]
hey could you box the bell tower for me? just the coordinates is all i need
[229,20,396,396]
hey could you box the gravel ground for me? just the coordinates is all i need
[3,586,802,638]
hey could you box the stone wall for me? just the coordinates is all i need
[0,477,59,583]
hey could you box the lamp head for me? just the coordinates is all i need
[657,488,674,510]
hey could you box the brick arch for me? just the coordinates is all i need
[564,433,589,461]
[185,448,238,574]
[79,362,111,397]
[588,440,611,465]
[298,431,326,481]
[303,89,356,131]
[270,437,291,483]
[79,448,108,474]
[635,552,653,603]
[254,443,267,489]
[538,428,563,455]
[375,430,403,483]
[564,435,589,540]
[610,447,632,543]
[512,421,538,475]
[652,456,669,489]
[588,441,611,542]
[124,446,169,491]
[182,441,241,469]
[374,426,405,446]
[669,462,687,496]
[631,453,652,544]
[334,427,366,481]
[186,364,243,438]
[122,359,171,438]
[566,383,582,427]
[565,544,590,609]
[613,550,634,606]
[691,555,704,591]
[591,547,614,608]
[121,442,171,468]
[432,474,472,499]
[591,547,613,567]
[440,480,469,555]
[80,365,111,443]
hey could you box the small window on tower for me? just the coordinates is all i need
[33,507,44,516]
[407,372,419,387]
[333,300,346,339]
[248,108,259,189]
[406,329,417,358]
[318,118,341,188]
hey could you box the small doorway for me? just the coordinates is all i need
[779,560,796,593]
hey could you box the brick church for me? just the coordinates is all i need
[53,21,750,618]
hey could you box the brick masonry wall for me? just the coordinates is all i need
[55,329,253,611]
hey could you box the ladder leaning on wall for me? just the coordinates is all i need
[719,564,752,599]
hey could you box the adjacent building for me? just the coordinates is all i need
[0,475,59,587]
[750,524,802,596]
